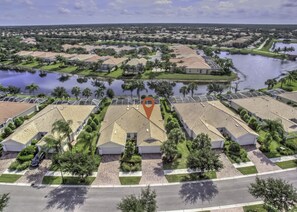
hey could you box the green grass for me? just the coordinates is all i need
[106,68,123,78]
[274,81,297,92]
[119,177,141,185]
[276,160,297,169]
[40,63,62,71]
[243,204,267,212]
[237,166,258,175]
[42,176,95,185]
[141,71,237,82]
[0,174,22,183]
[59,66,77,73]
[19,61,39,68]
[163,141,190,170]
[165,172,216,183]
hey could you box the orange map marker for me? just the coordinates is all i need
[142,97,155,120]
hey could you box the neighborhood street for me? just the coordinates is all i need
[1,169,297,212]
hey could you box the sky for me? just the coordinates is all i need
[0,0,297,26]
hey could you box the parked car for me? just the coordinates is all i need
[31,151,45,167]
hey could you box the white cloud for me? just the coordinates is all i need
[154,0,172,5]
[58,7,71,14]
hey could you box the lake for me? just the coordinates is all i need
[272,42,297,55]
[1,52,297,96]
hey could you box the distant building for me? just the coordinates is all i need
[170,45,221,74]
[276,91,297,104]
[101,57,128,72]
[123,58,147,75]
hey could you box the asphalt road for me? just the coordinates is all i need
[1,169,297,212]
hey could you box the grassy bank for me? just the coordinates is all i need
[237,166,258,175]
[119,177,141,185]
[0,174,22,183]
[276,160,297,169]
[165,172,216,183]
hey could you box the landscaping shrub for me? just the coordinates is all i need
[3,127,13,138]
[31,139,38,145]
[19,145,37,157]
[240,109,248,118]
[165,119,179,132]
[93,117,99,125]
[248,117,259,131]
[277,147,294,156]
[90,121,97,131]
[87,118,93,125]
[243,114,251,122]
[16,161,31,171]
[9,161,20,171]
[229,142,241,157]
[17,154,34,162]
[129,155,142,163]
[285,139,297,152]
[85,125,93,133]
[14,117,24,127]
[8,122,16,130]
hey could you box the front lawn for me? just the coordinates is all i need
[237,166,258,175]
[119,177,141,185]
[243,204,267,212]
[0,174,22,183]
[165,172,216,183]
[163,140,190,170]
[42,176,95,185]
[276,160,297,169]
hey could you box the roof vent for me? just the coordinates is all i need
[114,130,117,134]
[146,129,149,132]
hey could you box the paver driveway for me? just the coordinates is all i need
[216,151,242,178]
[139,154,167,185]
[16,159,52,184]
[244,145,281,173]
[0,153,17,175]
[93,155,120,185]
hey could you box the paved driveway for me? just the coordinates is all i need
[92,155,120,185]
[216,152,242,178]
[244,145,281,173]
[139,154,167,185]
[0,153,17,175]
[16,159,52,184]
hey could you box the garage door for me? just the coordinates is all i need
[99,147,123,155]
[211,141,224,149]
[3,143,24,152]
[139,146,161,154]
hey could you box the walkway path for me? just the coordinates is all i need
[216,152,242,178]
[244,145,280,173]
[212,207,244,212]
[0,153,17,175]
[140,154,167,184]
[92,155,121,185]
[270,154,297,163]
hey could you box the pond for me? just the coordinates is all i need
[272,42,297,55]
[1,52,297,96]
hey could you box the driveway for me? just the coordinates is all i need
[216,152,242,178]
[16,159,52,184]
[244,145,281,173]
[0,153,17,175]
[139,154,167,185]
[92,155,120,185]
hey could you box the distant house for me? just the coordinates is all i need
[173,101,258,148]
[101,57,128,72]
[276,91,297,104]
[2,105,95,152]
[0,102,38,132]
[97,104,167,155]
[123,58,147,75]
[170,45,221,74]
[230,96,297,133]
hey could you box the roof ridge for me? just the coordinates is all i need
[199,118,224,139]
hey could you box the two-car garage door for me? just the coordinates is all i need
[99,147,124,155]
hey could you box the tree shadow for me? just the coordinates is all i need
[44,186,89,211]
[179,181,218,204]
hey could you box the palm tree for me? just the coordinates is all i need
[71,86,81,99]
[122,81,136,98]
[51,120,73,151]
[94,87,105,99]
[43,136,63,154]
[187,82,198,97]
[134,81,147,98]
[52,86,69,99]
[262,119,285,138]
[179,86,189,97]
[286,72,296,85]
[77,131,94,157]
[25,83,39,95]
[82,88,92,98]
[279,78,287,88]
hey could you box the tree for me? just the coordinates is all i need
[179,86,189,97]
[191,133,212,150]
[82,88,92,98]
[117,186,157,212]
[187,133,223,177]
[43,136,63,154]
[54,152,96,183]
[207,83,224,95]
[134,81,147,98]
[187,82,198,97]
[279,78,287,88]
[94,87,105,99]
[265,79,277,90]
[165,119,179,132]
[168,128,185,144]
[71,86,81,99]
[249,177,297,211]
[161,140,178,162]
[0,193,9,212]
[51,86,69,99]
[262,119,285,139]
[25,83,39,95]
[121,81,136,97]
[106,88,115,99]
[147,81,174,99]
[77,131,94,157]
[51,120,73,151]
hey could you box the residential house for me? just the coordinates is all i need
[101,57,128,72]
[123,58,147,75]
[173,101,258,148]
[2,105,95,152]
[97,104,167,154]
